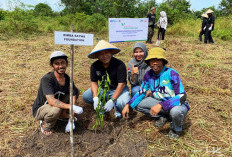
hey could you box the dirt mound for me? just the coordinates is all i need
[20,107,147,157]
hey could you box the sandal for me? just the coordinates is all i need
[40,120,52,135]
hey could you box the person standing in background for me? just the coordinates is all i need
[146,7,156,44]
[199,13,208,42]
[204,9,215,44]
[156,11,168,46]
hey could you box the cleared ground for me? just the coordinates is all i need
[0,33,231,156]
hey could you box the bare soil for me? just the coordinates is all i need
[0,34,232,157]
[16,103,148,157]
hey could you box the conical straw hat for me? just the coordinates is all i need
[88,40,120,59]
[201,13,208,18]
[206,9,214,14]
[151,7,156,11]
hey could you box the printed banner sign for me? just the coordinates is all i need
[109,18,148,43]
[54,31,94,46]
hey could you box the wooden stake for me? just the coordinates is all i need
[69,24,74,157]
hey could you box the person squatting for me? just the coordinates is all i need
[33,40,190,139]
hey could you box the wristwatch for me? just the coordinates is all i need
[111,98,117,103]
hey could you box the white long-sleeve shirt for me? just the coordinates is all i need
[157,11,168,30]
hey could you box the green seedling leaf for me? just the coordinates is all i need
[93,72,111,131]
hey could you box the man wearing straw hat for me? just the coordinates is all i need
[205,9,215,44]
[32,51,83,135]
[122,47,190,138]
[83,40,130,118]
[146,7,156,44]
[199,13,208,42]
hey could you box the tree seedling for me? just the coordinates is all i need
[92,72,111,130]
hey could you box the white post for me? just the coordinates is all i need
[69,24,74,157]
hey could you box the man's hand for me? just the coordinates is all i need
[93,97,99,110]
[208,26,212,31]
[104,99,115,112]
[122,104,130,118]
[73,105,83,114]
[150,104,162,116]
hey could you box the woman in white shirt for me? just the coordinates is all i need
[156,11,168,45]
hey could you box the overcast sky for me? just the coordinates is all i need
[0,0,222,12]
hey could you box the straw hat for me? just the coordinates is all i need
[206,9,214,14]
[88,40,120,59]
[201,13,208,18]
[145,47,168,65]
[151,7,156,11]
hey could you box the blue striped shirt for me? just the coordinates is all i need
[128,67,190,111]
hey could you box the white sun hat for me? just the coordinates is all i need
[50,51,67,60]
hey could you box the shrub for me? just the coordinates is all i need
[78,13,107,33]
[167,19,200,36]
[167,16,232,41]
[0,9,6,20]
[34,3,53,17]
[213,16,232,40]
[57,14,77,26]
[0,9,40,37]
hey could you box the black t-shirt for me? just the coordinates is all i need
[32,72,79,117]
[90,57,127,90]
[207,15,215,30]
[147,12,156,28]
[202,18,207,29]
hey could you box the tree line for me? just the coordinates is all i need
[1,0,231,24]
[0,0,231,40]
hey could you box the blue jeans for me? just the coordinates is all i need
[83,86,131,118]
[135,97,188,132]
[131,85,140,97]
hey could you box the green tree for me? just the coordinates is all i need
[105,0,138,17]
[0,9,7,20]
[79,13,107,32]
[61,0,139,17]
[0,8,39,36]
[192,10,202,18]
[142,0,157,13]
[34,3,53,16]
[157,0,191,25]
[219,0,232,15]
[201,6,221,17]
[61,0,93,14]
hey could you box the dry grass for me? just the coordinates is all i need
[0,33,232,156]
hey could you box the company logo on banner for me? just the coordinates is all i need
[109,18,148,43]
